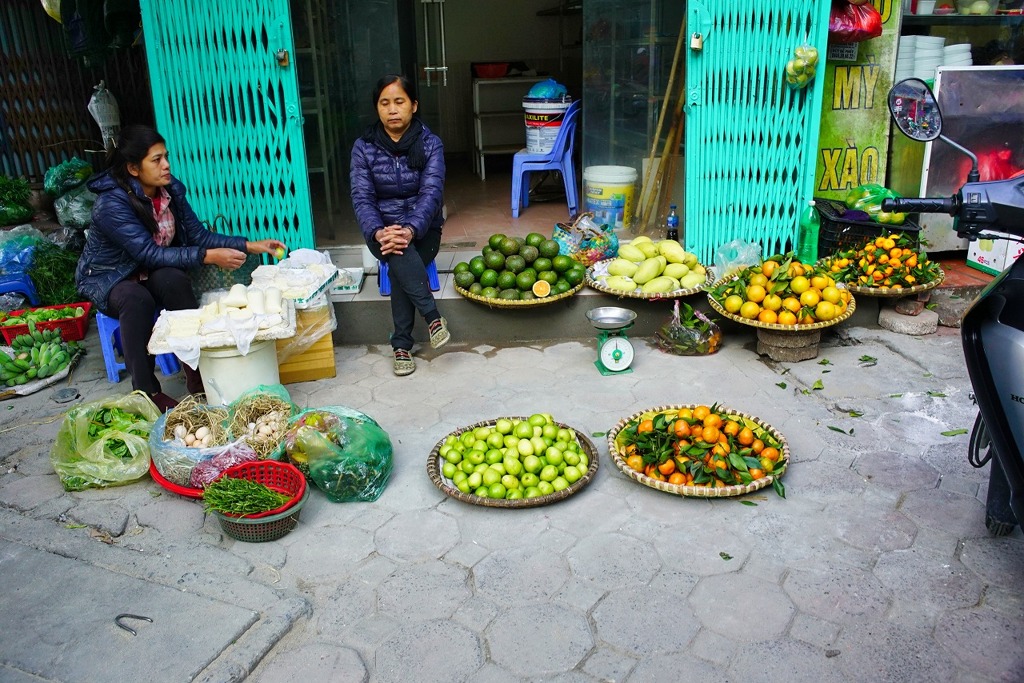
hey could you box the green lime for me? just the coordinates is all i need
[525,232,546,247]
[483,250,505,270]
[469,282,483,295]
[482,245,495,256]
[554,281,571,294]
[453,261,470,275]
[505,255,526,274]
[469,256,486,277]
[499,237,520,256]
[524,486,543,498]
[506,489,524,500]
[454,272,476,289]
[520,290,536,300]
[488,233,507,250]
[564,267,585,286]
[479,269,499,288]
[552,255,573,272]
[538,239,561,259]
[538,270,558,285]
[481,286,499,299]
[515,270,536,291]
[488,483,507,499]
[496,271,517,290]
[519,245,539,264]
[533,257,552,273]
[474,486,490,498]
[499,288,520,300]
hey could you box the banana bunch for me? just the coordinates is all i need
[0,322,81,386]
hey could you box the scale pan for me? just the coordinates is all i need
[586,307,637,330]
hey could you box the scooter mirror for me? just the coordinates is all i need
[888,78,943,142]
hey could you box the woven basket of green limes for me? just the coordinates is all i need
[453,232,587,307]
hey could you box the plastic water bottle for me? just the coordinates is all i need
[666,204,680,242]
[797,201,819,264]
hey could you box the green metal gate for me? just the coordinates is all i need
[138,0,314,248]
[684,0,830,265]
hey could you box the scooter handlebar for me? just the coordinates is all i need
[881,197,958,215]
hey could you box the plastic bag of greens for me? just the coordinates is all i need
[50,391,161,491]
[0,175,33,227]
[656,300,722,356]
[284,406,393,502]
[845,183,905,225]
[43,157,92,197]
[54,184,97,228]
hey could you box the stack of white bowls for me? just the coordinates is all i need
[913,35,947,81]
[894,35,917,82]
[942,43,973,69]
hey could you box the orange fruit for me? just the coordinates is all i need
[638,419,654,433]
[668,472,686,486]
[761,446,780,462]
[790,275,810,294]
[658,459,676,475]
[692,405,711,421]
[757,309,778,325]
[701,425,721,444]
[763,294,783,312]
[748,468,765,480]
[737,427,754,446]
[746,284,767,303]
[777,310,798,326]
[673,420,691,438]
[739,301,761,319]
[799,289,821,307]
[703,413,722,429]
[751,438,765,454]
[782,297,802,313]
[531,280,551,297]
[748,273,768,288]
[722,420,740,437]
[626,454,644,472]
[761,260,779,277]
[810,275,829,291]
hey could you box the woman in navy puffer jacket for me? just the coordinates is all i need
[76,125,285,411]
[351,74,450,376]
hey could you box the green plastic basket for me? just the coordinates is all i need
[213,487,309,542]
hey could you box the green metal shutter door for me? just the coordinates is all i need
[684,0,830,265]
[139,0,314,249]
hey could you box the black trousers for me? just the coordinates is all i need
[367,230,442,350]
[106,268,199,395]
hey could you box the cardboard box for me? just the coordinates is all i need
[967,231,1022,276]
[276,304,336,384]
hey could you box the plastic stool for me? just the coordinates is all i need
[95,311,181,384]
[0,273,40,306]
[378,260,441,296]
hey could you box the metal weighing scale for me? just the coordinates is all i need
[586,307,637,375]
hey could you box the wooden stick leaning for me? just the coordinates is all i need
[639,76,688,231]
[656,110,687,231]
[637,16,689,232]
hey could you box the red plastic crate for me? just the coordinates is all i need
[0,301,92,344]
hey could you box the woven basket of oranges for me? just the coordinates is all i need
[707,254,855,331]
[822,233,944,297]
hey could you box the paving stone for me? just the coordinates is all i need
[135,496,206,536]
[0,474,64,511]
[878,306,938,335]
[835,620,957,683]
[781,459,869,505]
[852,450,941,491]
[378,559,470,620]
[341,506,395,533]
[553,578,606,614]
[375,619,483,683]
[444,540,491,568]
[537,527,579,554]
[486,604,592,676]
[549,490,633,536]
[959,536,1024,590]
[981,583,1024,621]
[6,445,52,476]
[592,587,698,656]
[374,509,459,562]
[937,474,980,498]
[900,488,987,538]
[687,628,739,667]
[348,554,398,587]
[726,638,845,681]
[654,526,749,576]
[581,647,637,682]
[783,567,892,624]
[467,663,520,683]
[829,496,917,553]
[934,607,1024,681]
[452,595,499,632]
[788,613,840,649]
[252,642,367,683]
[874,547,983,611]
[66,499,131,537]
[567,532,660,591]
[313,579,377,638]
[626,652,727,682]
[474,546,569,603]
[648,568,700,599]
[340,614,400,655]
[285,526,375,584]
[690,573,795,641]
[457,507,550,551]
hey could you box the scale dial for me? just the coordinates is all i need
[599,336,635,372]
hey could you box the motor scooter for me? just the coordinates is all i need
[884,78,1024,536]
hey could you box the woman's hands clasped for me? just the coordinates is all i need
[374,225,414,256]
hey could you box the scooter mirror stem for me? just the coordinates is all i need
[939,134,981,183]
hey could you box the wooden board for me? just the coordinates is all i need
[277,332,336,384]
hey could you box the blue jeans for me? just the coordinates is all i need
[367,229,442,350]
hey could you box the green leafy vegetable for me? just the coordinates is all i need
[26,241,83,307]
[828,425,853,435]
[849,410,864,418]
[941,429,968,437]
[812,380,824,390]
[202,477,290,516]
[859,355,877,367]
[776,382,787,389]
[927,391,946,398]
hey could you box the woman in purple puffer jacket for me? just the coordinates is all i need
[351,74,450,376]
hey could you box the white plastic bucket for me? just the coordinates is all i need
[198,340,280,406]
[522,97,571,154]
[583,166,638,230]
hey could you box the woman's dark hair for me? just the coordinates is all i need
[372,74,417,108]
[106,124,167,234]
[107,125,165,188]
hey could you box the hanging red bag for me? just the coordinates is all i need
[829,0,883,44]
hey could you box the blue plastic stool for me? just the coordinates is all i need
[95,311,181,384]
[0,273,40,306]
[378,260,441,296]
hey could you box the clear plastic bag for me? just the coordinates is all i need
[656,301,722,356]
[50,391,160,491]
[715,239,762,279]
[226,383,298,459]
[845,183,905,224]
[0,225,45,274]
[187,442,258,488]
[276,296,336,362]
[54,185,96,228]
[284,406,393,502]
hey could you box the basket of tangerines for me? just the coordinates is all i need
[607,404,788,498]
[707,253,856,330]
[821,232,944,297]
